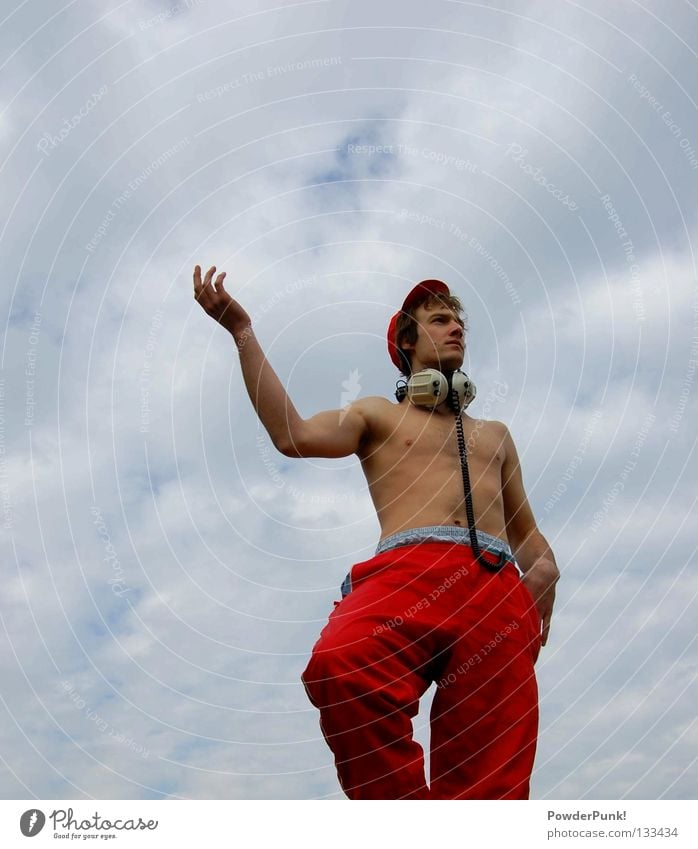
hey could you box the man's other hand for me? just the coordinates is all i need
[521,559,559,647]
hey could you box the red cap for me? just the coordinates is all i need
[387,279,451,370]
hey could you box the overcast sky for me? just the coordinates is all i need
[1,0,696,800]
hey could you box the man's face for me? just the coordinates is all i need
[403,301,465,372]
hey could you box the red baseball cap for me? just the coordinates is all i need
[387,279,451,370]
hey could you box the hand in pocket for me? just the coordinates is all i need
[520,561,559,647]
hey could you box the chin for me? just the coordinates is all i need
[423,349,463,371]
[443,352,464,370]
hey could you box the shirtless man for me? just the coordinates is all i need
[193,265,559,800]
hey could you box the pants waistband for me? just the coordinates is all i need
[340,526,516,599]
[376,525,514,562]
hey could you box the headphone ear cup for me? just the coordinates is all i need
[451,371,477,409]
[406,369,449,408]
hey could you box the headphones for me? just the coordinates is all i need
[395,368,477,412]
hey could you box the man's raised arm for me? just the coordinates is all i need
[193,264,369,458]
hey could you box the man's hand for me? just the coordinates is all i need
[193,264,251,338]
[520,559,559,647]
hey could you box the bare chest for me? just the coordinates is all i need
[368,406,505,470]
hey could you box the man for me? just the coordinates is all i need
[193,265,559,800]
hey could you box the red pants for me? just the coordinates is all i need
[301,542,542,799]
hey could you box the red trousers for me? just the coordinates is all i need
[301,542,542,799]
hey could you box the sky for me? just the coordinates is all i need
[0,0,696,801]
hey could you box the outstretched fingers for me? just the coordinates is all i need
[193,264,208,300]
[194,264,219,304]
[203,265,216,288]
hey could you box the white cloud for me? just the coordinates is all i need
[1,0,696,801]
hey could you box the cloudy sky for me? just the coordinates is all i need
[1,0,696,801]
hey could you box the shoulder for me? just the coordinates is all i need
[347,397,400,440]
[351,395,396,413]
[349,395,397,422]
[468,418,512,458]
[486,419,510,438]
[465,416,509,437]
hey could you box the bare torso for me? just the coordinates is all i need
[356,397,509,545]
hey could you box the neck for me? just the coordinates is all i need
[410,362,457,376]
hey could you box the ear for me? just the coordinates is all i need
[401,339,414,352]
